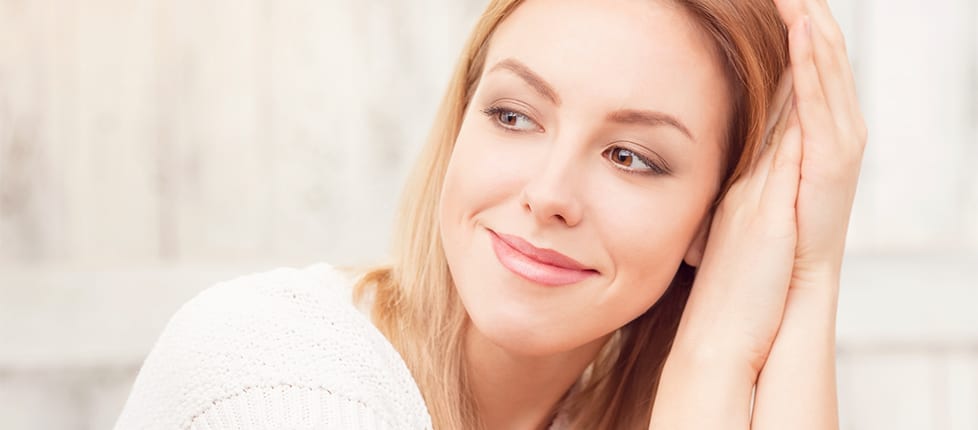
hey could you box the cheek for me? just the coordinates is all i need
[591,181,712,308]
[439,119,531,224]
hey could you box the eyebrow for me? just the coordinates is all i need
[488,57,694,141]
[490,58,562,105]
[606,109,693,140]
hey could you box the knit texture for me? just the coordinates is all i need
[114,263,433,430]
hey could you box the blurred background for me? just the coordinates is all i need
[0,0,975,428]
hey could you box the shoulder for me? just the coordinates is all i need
[115,263,431,430]
[176,262,363,326]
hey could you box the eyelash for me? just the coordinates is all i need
[479,105,670,176]
[605,147,671,176]
[480,106,540,133]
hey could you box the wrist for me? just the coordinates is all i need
[667,330,761,382]
[792,257,843,289]
[789,272,842,309]
[652,338,756,428]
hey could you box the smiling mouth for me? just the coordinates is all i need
[487,228,598,287]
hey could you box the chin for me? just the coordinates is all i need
[463,299,588,358]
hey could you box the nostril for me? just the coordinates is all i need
[521,188,579,226]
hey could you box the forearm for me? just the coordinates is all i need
[649,334,755,430]
[750,280,840,430]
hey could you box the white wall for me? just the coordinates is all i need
[0,0,975,429]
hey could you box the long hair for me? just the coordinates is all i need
[354,1,789,428]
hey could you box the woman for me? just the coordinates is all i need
[116,0,866,428]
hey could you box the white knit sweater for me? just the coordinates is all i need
[114,263,433,429]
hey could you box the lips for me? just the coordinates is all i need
[488,228,598,286]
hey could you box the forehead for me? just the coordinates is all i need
[481,0,731,140]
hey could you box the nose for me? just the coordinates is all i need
[520,150,584,227]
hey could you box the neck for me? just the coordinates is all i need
[464,325,609,430]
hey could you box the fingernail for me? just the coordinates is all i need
[804,16,812,38]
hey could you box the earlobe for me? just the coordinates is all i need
[683,215,712,267]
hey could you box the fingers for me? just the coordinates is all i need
[803,2,862,138]
[740,91,795,212]
[751,98,798,203]
[754,92,795,180]
[789,17,836,149]
[760,105,802,214]
[772,0,806,29]
[764,70,795,140]
[768,95,795,158]
[751,72,795,179]
[777,0,865,145]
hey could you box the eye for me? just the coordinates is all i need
[604,147,669,176]
[481,106,541,132]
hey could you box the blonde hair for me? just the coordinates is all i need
[354,1,789,428]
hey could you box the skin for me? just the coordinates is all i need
[439,0,731,428]
[439,0,866,428]
[440,0,730,428]
[652,0,866,428]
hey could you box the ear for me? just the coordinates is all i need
[683,214,712,268]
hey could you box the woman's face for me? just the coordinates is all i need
[439,0,732,356]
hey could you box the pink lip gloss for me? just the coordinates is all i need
[488,229,597,286]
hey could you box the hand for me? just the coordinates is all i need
[675,71,803,375]
[774,0,868,289]
[748,4,865,428]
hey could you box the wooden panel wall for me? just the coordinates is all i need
[0,0,975,428]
